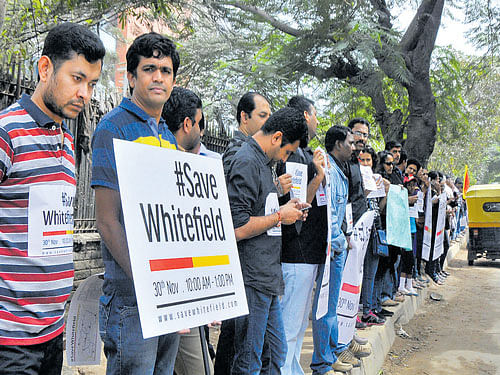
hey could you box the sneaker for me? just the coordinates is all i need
[349,340,372,358]
[442,270,450,276]
[394,293,405,302]
[377,308,394,317]
[439,271,448,278]
[355,316,368,329]
[353,333,368,345]
[331,358,353,372]
[405,284,419,296]
[361,311,385,326]
[431,275,444,285]
[382,299,399,307]
[337,349,361,367]
[398,287,410,295]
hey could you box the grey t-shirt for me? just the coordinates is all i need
[227,137,284,296]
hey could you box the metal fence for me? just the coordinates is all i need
[0,57,231,232]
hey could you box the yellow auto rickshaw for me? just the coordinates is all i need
[465,184,500,265]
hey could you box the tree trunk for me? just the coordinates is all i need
[400,0,444,165]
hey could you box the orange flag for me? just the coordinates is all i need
[463,165,470,199]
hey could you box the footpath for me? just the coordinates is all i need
[299,233,468,375]
[63,234,467,375]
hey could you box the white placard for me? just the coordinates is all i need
[265,193,281,236]
[114,139,248,338]
[315,244,331,320]
[367,174,386,199]
[433,192,447,260]
[286,162,308,203]
[409,205,419,218]
[346,203,353,233]
[316,150,332,319]
[422,185,433,261]
[337,211,375,344]
[27,184,75,257]
[315,147,328,207]
[360,165,377,191]
[66,274,103,366]
[416,191,424,212]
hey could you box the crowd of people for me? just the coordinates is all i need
[0,23,468,375]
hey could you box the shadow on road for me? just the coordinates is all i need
[450,257,500,269]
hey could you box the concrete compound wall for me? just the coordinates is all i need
[73,233,103,291]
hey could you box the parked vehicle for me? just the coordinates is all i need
[465,184,500,265]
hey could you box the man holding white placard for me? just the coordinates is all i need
[226,107,308,374]
[279,96,327,375]
[91,33,180,374]
[311,126,355,375]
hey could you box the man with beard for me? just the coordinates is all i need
[385,141,404,185]
[0,23,104,374]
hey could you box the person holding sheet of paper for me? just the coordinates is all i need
[225,107,309,375]
[0,23,104,374]
[278,96,327,375]
[310,126,355,375]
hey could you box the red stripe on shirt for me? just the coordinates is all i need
[0,109,27,120]
[0,199,28,208]
[0,224,28,233]
[0,270,74,282]
[0,294,70,306]
[0,247,27,257]
[1,172,75,186]
[0,324,64,346]
[0,310,60,326]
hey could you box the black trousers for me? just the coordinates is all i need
[0,333,62,375]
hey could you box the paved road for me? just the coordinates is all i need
[382,248,500,375]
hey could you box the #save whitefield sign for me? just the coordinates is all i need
[114,139,248,339]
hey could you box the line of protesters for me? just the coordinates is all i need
[0,24,468,375]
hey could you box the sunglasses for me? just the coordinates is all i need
[384,162,394,166]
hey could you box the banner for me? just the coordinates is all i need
[386,185,412,250]
[337,211,375,344]
[66,274,103,366]
[433,193,447,260]
[114,139,248,338]
[316,147,332,320]
[422,186,433,261]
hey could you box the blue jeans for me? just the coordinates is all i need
[281,263,318,375]
[232,286,286,375]
[361,238,379,315]
[311,250,346,374]
[99,293,180,374]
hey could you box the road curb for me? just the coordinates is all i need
[351,233,467,375]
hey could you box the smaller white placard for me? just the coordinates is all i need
[346,203,353,233]
[286,162,308,203]
[367,174,386,199]
[315,244,331,320]
[27,184,75,257]
[360,165,377,191]
[66,274,103,366]
[417,191,425,212]
[265,193,281,236]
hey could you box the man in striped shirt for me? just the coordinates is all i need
[0,23,104,374]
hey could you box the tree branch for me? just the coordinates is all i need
[227,1,304,37]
